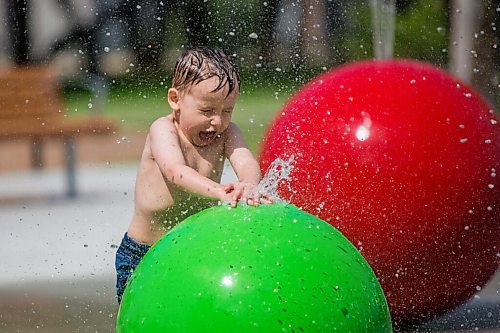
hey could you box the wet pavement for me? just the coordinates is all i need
[0,162,498,332]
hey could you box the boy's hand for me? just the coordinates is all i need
[224,183,274,207]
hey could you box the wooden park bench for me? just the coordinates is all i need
[0,65,118,197]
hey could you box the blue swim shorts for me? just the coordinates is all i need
[115,232,151,304]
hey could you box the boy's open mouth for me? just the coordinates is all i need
[199,130,217,143]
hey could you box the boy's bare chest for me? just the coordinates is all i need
[182,145,224,179]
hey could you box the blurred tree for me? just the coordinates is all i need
[300,0,329,67]
[126,1,166,71]
[51,0,210,73]
[180,0,210,47]
[255,0,353,70]
[258,0,281,66]
[127,0,210,70]
[7,0,30,64]
[472,0,499,110]
[395,0,415,12]
[448,0,482,82]
[325,0,351,64]
[449,0,500,110]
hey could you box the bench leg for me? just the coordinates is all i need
[64,136,77,198]
[31,136,43,169]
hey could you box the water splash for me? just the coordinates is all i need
[258,155,295,201]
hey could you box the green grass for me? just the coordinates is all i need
[64,79,296,154]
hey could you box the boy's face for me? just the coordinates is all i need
[169,76,239,147]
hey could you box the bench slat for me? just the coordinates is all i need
[0,65,63,118]
[0,97,62,118]
[0,114,117,138]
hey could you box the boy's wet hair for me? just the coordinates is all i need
[172,46,240,96]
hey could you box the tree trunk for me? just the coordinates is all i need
[449,0,500,110]
[300,0,329,67]
[473,0,500,110]
[8,0,30,64]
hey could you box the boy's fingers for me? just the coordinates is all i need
[247,198,257,206]
[225,184,235,193]
[232,190,243,201]
[262,193,274,201]
[260,197,273,204]
[257,193,274,204]
[252,194,260,206]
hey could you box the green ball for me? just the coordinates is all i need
[116,204,392,332]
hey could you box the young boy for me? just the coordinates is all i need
[115,46,272,303]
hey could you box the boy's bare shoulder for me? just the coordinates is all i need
[150,114,174,128]
[149,115,177,135]
[224,122,242,136]
[223,122,245,141]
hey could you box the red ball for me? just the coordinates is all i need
[260,60,500,322]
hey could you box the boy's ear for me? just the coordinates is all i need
[167,88,180,110]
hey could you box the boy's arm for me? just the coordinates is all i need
[224,123,273,206]
[224,123,261,185]
[149,117,228,201]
